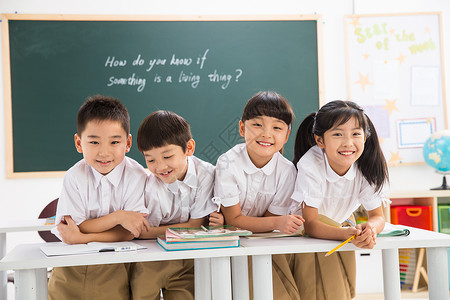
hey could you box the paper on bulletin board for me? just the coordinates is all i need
[411,66,440,106]
[396,118,436,148]
[345,13,447,166]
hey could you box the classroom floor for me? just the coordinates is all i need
[7,282,448,299]
[354,290,435,299]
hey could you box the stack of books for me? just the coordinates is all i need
[157,225,252,251]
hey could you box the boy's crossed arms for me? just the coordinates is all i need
[58,210,150,244]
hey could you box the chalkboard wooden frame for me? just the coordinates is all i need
[2,14,324,178]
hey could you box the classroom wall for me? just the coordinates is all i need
[1,0,449,253]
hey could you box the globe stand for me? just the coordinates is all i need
[431,175,450,190]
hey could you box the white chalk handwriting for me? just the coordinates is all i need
[103,49,243,92]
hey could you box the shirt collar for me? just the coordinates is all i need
[242,144,277,176]
[166,156,197,194]
[183,156,198,188]
[323,150,356,182]
[91,158,125,188]
[167,181,180,194]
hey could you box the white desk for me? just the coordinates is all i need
[1,226,449,300]
[0,219,55,300]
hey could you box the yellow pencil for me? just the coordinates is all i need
[325,235,357,257]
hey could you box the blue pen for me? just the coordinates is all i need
[345,218,356,227]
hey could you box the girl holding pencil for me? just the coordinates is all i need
[289,100,389,299]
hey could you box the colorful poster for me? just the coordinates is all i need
[346,13,447,165]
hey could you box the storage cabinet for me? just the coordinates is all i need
[385,190,450,232]
[386,190,450,291]
[355,191,450,296]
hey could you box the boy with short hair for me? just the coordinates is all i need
[130,110,222,300]
[48,95,150,300]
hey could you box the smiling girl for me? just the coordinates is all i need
[289,100,389,299]
[214,91,304,300]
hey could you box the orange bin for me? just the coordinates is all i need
[390,205,432,230]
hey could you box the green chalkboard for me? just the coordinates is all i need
[3,15,322,177]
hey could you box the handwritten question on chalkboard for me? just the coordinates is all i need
[104,49,243,92]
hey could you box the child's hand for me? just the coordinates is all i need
[343,226,360,240]
[276,215,305,234]
[116,211,151,238]
[57,215,83,244]
[352,223,377,249]
[209,211,224,226]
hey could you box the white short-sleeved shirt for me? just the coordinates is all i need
[51,156,148,236]
[290,145,389,223]
[145,156,216,227]
[214,143,297,217]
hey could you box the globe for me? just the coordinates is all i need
[423,130,450,190]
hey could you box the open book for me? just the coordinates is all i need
[377,223,410,237]
[167,225,252,239]
[40,241,145,257]
[318,215,410,237]
[244,229,303,239]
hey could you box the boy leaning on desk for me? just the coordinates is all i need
[50,99,223,300]
[128,110,222,300]
[49,95,150,300]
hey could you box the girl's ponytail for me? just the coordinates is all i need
[294,100,388,191]
[357,114,389,192]
[293,112,317,167]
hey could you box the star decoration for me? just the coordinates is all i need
[389,151,402,165]
[382,99,399,115]
[389,28,396,35]
[362,53,370,60]
[425,27,431,33]
[354,72,372,92]
[348,16,361,28]
[396,53,407,64]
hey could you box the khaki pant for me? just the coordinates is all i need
[48,264,131,300]
[129,260,194,300]
[272,254,301,300]
[292,251,356,300]
[250,252,355,300]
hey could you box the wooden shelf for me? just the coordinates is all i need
[386,190,450,232]
[390,190,450,199]
[386,190,450,293]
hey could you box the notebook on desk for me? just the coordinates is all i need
[40,241,146,256]
[377,223,410,237]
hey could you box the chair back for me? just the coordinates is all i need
[38,198,60,242]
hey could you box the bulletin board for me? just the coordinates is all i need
[345,12,447,166]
